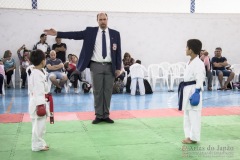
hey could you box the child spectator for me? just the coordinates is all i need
[129,60,147,95]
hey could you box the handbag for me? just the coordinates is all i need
[36,104,46,116]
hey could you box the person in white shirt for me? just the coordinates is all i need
[129,60,147,95]
[33,33,51,58]
[28,49,49,151]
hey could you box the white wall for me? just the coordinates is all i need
[1,0,240,13]
[0,9,240,70]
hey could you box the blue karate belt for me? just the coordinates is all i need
[178,81,196,111]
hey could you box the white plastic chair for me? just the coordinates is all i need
[212,70,233,90]
[12,69,15,88]
[231,64,240,83]
[19,66,22,88]
[169,63,185,91]
[150,64,169,91]
[159,62,171,72]
[147,64,159,87]
[26,65,34,94]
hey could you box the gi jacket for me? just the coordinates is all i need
[182,57,205,110]
[28,69,49,118]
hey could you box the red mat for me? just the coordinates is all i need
[0,107,239,123]
[0,113,24,123]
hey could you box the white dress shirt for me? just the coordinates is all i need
[91,27,111,62]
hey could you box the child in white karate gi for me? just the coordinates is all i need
[29,49,49,151]
[129,60,147,95]
[180,39,205,144]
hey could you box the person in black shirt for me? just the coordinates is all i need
[211,47,235,90]
[52,37,67,63]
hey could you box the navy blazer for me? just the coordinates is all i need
[57,27,122,75]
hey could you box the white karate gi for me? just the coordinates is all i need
[28,68,49,151]
[182,57,205,141]
[129,63,147,95]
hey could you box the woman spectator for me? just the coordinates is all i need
[200,50,213,91]
[17,45,31,88]
[122,52,134,74]
[2,50,16,88]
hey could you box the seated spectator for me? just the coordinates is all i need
[33,33,51,59]
[122,52,134,74]
[52,37,67,63]
[200,50,213,91]
[129,60,147,95]
[64,54,78,93]
[17,44,31,88]
[46,50,68,93]
[67,54,72,62]
[64,54,91,93]
[0,59,5,95]
[212,47,235,90]
[2,50,16,88]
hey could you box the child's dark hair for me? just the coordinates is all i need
[136,60,141,64]
[187,39,202,55]
[30,49,45,66]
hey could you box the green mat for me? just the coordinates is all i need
[0,116,239,160]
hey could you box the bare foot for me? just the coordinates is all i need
[182,138,197,144]
[40,147,49,151]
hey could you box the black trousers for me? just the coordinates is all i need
[21,69,27,86]
[0,74,3,94]
[5,70,13,85]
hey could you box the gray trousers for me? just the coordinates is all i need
[206,70,213,88]
[90,62,115,119]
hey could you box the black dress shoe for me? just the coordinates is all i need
[103,117,114,123]
[92,118,103,124]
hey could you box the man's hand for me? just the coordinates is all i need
[44,28,57,36]
[115,70,121,78]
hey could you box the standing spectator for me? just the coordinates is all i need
[178,39,205,144]
[2,50,16,88]
[33,33,51,58]
[17,44,31,88]
[200,50,213,91]
[52,37,67,63]
[28,49,49,151]
[0,59,5,95]
[46,50,68,93]
[211,47,235,90]
[44,12,122,124]
[129,60,147,95]
[122,52,134,74]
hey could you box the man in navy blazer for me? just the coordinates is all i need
[44,13,121,124]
